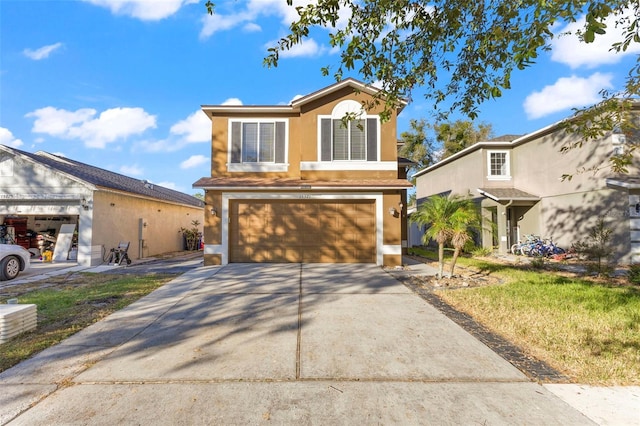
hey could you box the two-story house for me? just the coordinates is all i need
[413,115,640,265]
[193,79,412,267]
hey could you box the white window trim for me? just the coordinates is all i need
[300,161,396,171]
[317,114,381,162]
[227,118,289,172]
[317,98,381,162]
[227,163,290,172]
[486,149,511,181]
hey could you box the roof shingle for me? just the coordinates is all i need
[5,146,203,208]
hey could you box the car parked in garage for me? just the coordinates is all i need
[0,244,31,281]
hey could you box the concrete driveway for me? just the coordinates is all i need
[1,263,593,425]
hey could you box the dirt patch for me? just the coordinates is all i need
[400,256,504,290]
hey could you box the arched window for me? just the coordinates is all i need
[319,100,378,162]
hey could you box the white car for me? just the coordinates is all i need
[0,244,31,281]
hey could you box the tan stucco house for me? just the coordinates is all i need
[414,115,640,265]
[0,145,204,266]
[193,78,412,267]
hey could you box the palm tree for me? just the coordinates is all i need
[410,194,459,278]
[448,198,480,276]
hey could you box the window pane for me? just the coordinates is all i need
[242,123,258,162]
[350,119,366,160]
[259,123,275,162]
[490,152,507,175]
[332,119,348,160]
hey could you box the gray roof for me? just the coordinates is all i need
[6,146,203,208]
[489,134,524,142]
[477,187,540,202]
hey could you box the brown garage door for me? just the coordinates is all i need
[229,199,376,263]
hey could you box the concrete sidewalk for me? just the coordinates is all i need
[0,263,630,424]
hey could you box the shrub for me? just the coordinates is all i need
[572,216,615,276]
[471,246,492,257]
[179,220,201,251]
[530,257,546,269]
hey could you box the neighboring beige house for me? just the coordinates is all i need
[194,78,412,267]
[413,116,640,265]
[0,145,204,266]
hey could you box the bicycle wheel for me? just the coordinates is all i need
[510,244,521,255]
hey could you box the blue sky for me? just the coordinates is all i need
[1,1,638,195]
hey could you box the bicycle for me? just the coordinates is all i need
[510,234,540,256]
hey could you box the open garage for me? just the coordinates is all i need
[1,145,204,266]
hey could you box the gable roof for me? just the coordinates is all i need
[414,102,640,179]
[1,145,203,208]
[201,77,407,116]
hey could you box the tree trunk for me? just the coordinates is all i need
[438,243,445,278]
[450,247,460,277]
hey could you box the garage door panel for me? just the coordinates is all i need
[230,199,376,264]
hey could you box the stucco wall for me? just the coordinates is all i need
[92,191,203,261]
[416,150,484,203]
[207,87,399,182]
[537,188,630,263]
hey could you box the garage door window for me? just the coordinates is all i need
[229,120,287,172]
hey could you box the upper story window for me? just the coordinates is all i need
[487,150,510,180]
[228,119,288,172]
[319,100,378,162]
[332,119,366,160]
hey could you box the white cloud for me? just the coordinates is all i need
[180,154,209,169]
[290,94,303,103]
[23,42,63,60]
[222,98,243,106]
[523,73,614,119]
[0,127,24,148]
[82,0,197,21]
[137,109,211,153]
[119,164,144,176]
[271,38,326,58]
[243,22,262,32]
[199,0,344,60]
[156,181,178,190]
[551,9,640,69]
[170,110,210,143]
[26,106,157,148]
[200,0,313,38]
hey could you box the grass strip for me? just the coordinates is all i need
[438,268,640,385]
[0,273,173,372]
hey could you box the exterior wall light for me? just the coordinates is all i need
[389,207,397,216]
[81,197,90,210]
[211,207,218,216]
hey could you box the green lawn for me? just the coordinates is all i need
[425,254,640,385]
[0,273,173,372]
